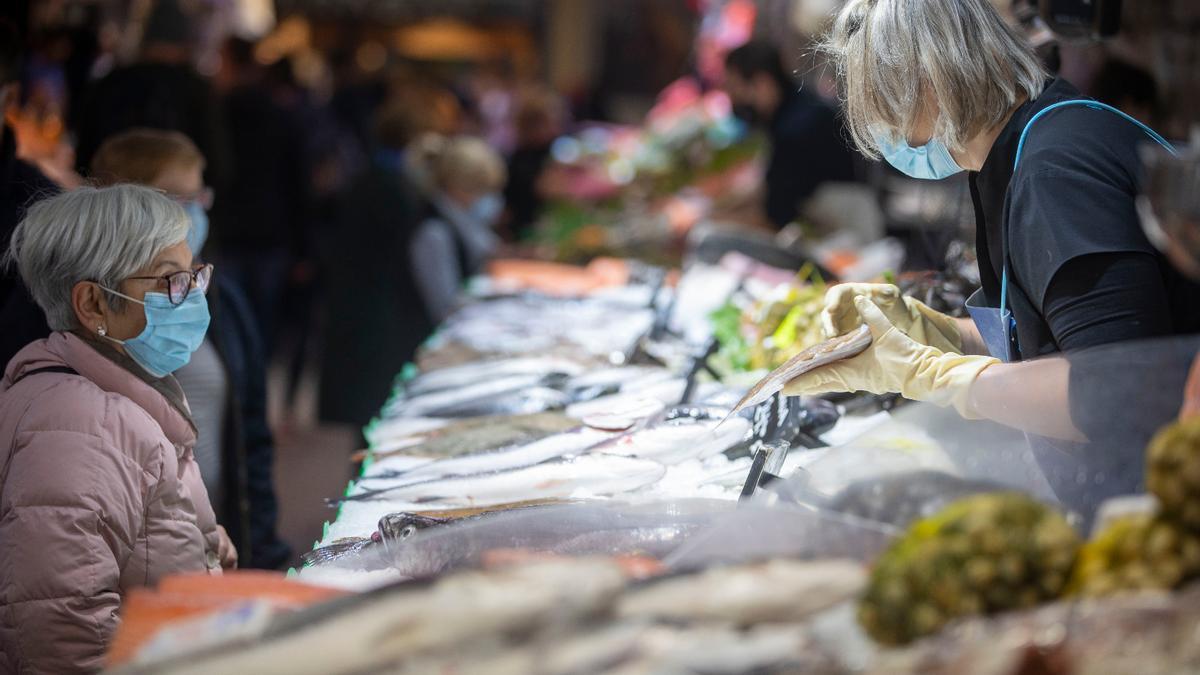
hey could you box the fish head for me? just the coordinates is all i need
[377,513,447,543]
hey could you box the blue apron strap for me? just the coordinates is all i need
[999,99,1178,329]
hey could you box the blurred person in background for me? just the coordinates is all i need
[73,0,231,196]
[317,102,428,430]
[0,185,234,673]
[1089,58,1159,126]
[723,40,857,230]
[504,85,566,241]
[218,40,313,358]
[411,135,507,324]
[0,18,60,371]
[91,129,291,569]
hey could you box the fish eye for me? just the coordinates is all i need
[400,525,417,538]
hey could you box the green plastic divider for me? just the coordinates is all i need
[286,567,298,578]
[322,521,330,540]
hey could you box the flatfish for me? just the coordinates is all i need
[725,324,872,419]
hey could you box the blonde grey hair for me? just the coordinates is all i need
[3,184,189,330]
[823,0,1047,158]
[431,136,507,194]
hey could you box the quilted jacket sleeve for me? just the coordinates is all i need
[0,423,147,674]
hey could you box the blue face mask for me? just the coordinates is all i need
[99,288,211,378]
[470,193,504,225]
[183,201,209,256]
[875,133,964,180]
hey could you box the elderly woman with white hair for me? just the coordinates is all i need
[784,0,1200,512]
[0,185,234,673]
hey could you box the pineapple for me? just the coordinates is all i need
[1069,514,1200,597]
[858,492,1080,645]
[1145,418,1200,530]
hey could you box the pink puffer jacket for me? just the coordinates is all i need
[0,332,221,674]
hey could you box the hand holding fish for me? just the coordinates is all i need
[822,283,963,354]
[784,297,998,418]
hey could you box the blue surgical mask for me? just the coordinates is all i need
[875,133,964,180]
[470,193,504,226]
[183,201,209,255]
[99,288,211,378]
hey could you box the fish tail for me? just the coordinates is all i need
[301,538,374,566]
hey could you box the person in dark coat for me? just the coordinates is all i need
[216,41,313,355]
[91,128,290,568]
[504,87,565,241]
[0,18,59,371]
[318,103,428,430]
[73,0,231,195]
[723,41,858,229]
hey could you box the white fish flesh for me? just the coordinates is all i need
[356,428,613,489]
[339,455,666,507]
[726,324,873,417]
[593,418,753,465]
[566,379,688,419]
[386,377,571,418]
[564,366,675,401]
[403,357,586,398]
[581,398,667,432]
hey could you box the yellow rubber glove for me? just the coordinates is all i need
[821,283,963,354]
[785,296,999,418]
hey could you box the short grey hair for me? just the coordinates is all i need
[823,0,1047,158]
[3,184,189,330]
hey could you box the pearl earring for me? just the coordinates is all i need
[97,326,107,337]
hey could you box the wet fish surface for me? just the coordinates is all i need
[589,417,752,465]
[359,427,613,489]
[371,412,579,460]
[402,357,586,398]
[334,454,667,506]
[303,502,572,567]
[328,501,729,577]
[385,376,571,418]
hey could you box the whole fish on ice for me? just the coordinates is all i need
[589,418,752,465]
[332,454,667,506]
[312,501,729,577]
[357,428,614,489]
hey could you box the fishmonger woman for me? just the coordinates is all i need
[786,0,1200,511]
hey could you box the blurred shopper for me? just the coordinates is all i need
[504,86,566,240]
[412,135,507,323]
[218,41,313,355]
[723,41,857,229]
[0,185,234,673]
[92,129,291,569]
[317,103,426,429]
[0,19,60,369]
[74,0,231,194]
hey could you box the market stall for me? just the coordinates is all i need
[93,7,1200,670]
[105,219,1200,672]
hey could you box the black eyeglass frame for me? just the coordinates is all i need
[124,263,214,306]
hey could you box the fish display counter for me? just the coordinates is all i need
[109,258,1200,673]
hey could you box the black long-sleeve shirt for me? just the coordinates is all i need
[763,89,857,228]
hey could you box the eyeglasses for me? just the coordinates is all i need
[124,263,214,306]
[174,187,214,210]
